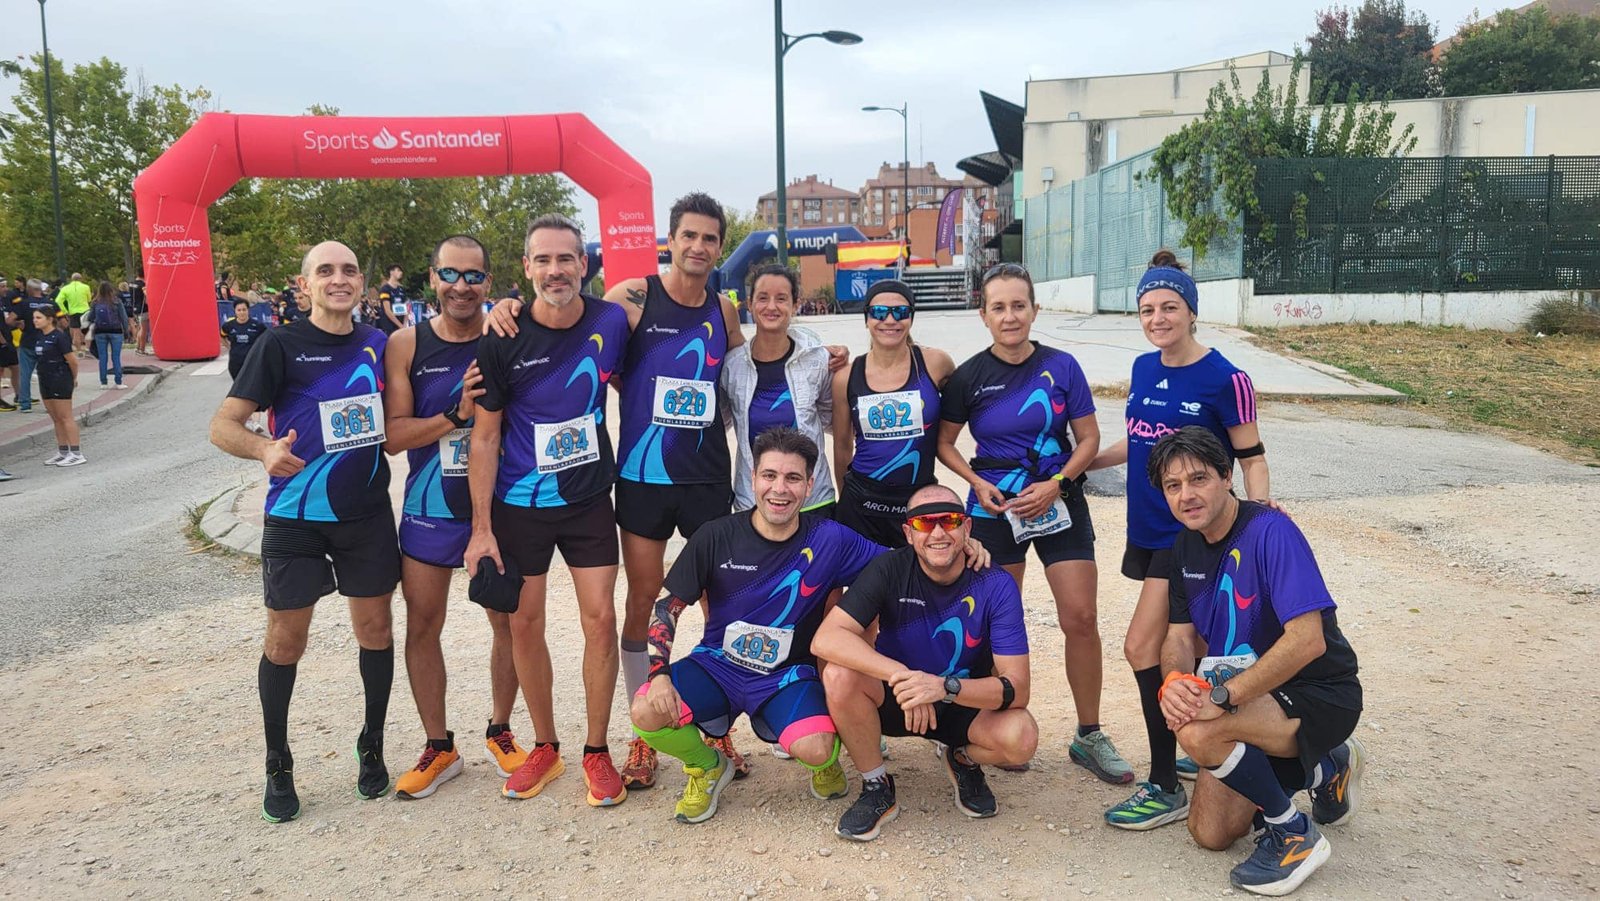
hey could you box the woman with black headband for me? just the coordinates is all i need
[1092,249,1271,832]
[830,279,955,546]
[937,262,1130,784]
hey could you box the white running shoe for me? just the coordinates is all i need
[58,452,87,467]
[43,452,66,466]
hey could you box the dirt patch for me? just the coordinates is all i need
[1248,324,1600,461]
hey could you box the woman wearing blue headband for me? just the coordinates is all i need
[1091,249,1272,832]
[829,279,955,547]
[937,262,1130,783]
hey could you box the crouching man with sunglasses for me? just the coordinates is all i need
[814,483,1037,841]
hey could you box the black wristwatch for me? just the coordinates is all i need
[443,403,469,429]
[943,675,962,703]
[1210,683,1237,714]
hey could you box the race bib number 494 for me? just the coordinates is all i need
[318,392,386,452]
[652,376,715,429]
[857,390,924,441]
[534,413,599,474]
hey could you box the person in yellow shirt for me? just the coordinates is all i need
[55,273,92,355]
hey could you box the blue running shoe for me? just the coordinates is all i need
[1069,729,1133,784]
[1104,780,1189,831]
[1229,819,1331,896]
[1176,755,1199,781]
[1312,737,1366,826]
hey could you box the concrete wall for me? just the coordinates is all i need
[1035,275,1097,314]
[1191,278,1550,330]
[1387,89,1600,157]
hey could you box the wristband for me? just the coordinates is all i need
[1157,670,1209,704]
[1234,442,1265,459]
[996,676,1016,711]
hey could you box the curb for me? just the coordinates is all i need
[197,483,263,559]
[0,365,180,460]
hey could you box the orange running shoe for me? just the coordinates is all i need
[621,737,658,789]
[503,743,564,799]
[704,729,751,780]
[485,724,529,778]
[395,742,463,800]
[583,750,628,807]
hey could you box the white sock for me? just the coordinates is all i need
[620,640,650,693]
[860,764,888,784]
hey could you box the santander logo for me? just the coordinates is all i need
[372,127,399,150]
[301,125,504,155]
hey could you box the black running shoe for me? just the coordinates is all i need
[836,775,898,841]
[1312,737,1366,826]
[355,727,389,800]
[262,750,300,823]
[939,744,997,818]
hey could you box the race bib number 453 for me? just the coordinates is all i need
[318,392,386,452]
[652,376,715,429]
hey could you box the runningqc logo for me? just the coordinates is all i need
[302,126,504,154]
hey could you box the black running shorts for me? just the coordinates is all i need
[877,682,982,750]
[492,493,618,577]
[1269,678,1363,791]
[614,479,731,542]
[967,480,1095,568]
[1120,542,1173,582]
[260,508,401,610]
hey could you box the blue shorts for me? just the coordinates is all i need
[398,513,472,570]
[667,649,834,750]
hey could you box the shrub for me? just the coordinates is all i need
[1526,293,1600,336]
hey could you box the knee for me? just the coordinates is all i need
[1004,713,1040,764]
[509,605,545,636]
[821,662,870,699]
[629,695,667,733]
[1056,600,1099,637]
[1123,632,1161,667]
[406,604,446,641]
[263,633,306,666]
[1188,816,1237,852]
[352,615,393,648]
[1175,721,1228,768]
[789,731,837,767]
[579,605,618,641]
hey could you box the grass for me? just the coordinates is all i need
[183,488,260,562]
[1248,323,1600,461]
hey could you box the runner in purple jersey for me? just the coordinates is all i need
[209,240,399,823]
[830,279,955,547]
[1090,250,1275,831]
[937,262,1132,785]
[466,215,632,808]
[381,235,529,801]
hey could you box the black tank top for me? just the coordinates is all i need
[845,346,940,488]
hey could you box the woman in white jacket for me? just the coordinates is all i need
[721,264,838,514]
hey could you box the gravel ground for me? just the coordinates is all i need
[0,374,1596,899]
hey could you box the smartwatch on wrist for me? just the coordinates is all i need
[1210,683,1237,714]
[443,403,469,429]
[943,675,962,704]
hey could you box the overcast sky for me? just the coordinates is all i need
[2,0,1487,236]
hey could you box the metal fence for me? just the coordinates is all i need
[1247,155,1600,294]
[1024,149,1242,311]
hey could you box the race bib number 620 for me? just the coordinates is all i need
[652,376,715,429]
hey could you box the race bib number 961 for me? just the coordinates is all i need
[652,376,715,429]
[319,392,386,452]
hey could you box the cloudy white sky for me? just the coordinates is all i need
[2,0,1486,235]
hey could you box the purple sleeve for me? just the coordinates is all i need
[1258,514,1335,625]
[1061,354,1095,420]
[827,522,888,587]
[985,574,1030,656]
[475,333,510,413]
[663,524,715,602]
[939,362,971,424]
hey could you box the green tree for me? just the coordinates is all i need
[0,56,210,281]
[1440,6,1600,96]
[1147,55,1417,259]
[1304,0,1437,103]
[717,207,765,266]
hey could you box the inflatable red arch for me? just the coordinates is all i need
[133,112,657,360]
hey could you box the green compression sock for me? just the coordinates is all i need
[800,736,842,772]
[634,722,717,770]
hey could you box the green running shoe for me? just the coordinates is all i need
[1069,729,1134,784]
[1105,780,1189,831]
[675,749,734,824]
[810,760,848,800]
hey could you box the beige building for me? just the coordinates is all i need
[1022,50,1600,202]
[758,175,862,228]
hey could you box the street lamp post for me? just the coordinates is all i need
[773,1,860,266]
[37,0,68,285]
[862,103,908,272]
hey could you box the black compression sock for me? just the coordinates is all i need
[1077,723,1101,738]
[258,655,297,755]
[1135,666,1179,791]
[358,645,394,735]
[428,732,455,753]
[582,744,609,756]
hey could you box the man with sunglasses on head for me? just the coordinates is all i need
[465,214,633,807]
[380,235,531,801]
[813,483,1037,841]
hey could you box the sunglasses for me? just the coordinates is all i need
[982,262,1030,283]
[906,512,967,533]
[435,268,488,285]
[867,304,913,322]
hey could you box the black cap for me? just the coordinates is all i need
[863,279,915,313]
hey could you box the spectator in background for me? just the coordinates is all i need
[89,280,129,389]
[0,272,17,412]
[128,277,149,353]
[221,298,269,433]
[376,265,408,334]
[33,307,84,466]
[9,279,57,413]
[56,272,92,355]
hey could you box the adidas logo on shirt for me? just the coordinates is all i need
[1155,378,1169,390]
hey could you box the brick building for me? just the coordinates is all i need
[757,175,862,228]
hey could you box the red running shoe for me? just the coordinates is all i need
[503,743,564,799]
[583,750,628,807]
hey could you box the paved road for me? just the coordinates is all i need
[0,366,258,664]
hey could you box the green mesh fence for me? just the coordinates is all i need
[1024,149,1242,311]
[1247,156,1600,294]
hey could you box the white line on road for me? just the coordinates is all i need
[191,359,228,377]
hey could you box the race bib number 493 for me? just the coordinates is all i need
[318,392,386,452]
[722,620,795,675]
[652,376,715,429]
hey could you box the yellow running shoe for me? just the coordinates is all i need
[675,750,734,824]
[395,742,463,800]
[485,724,529,778]
[810,760,848,801]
